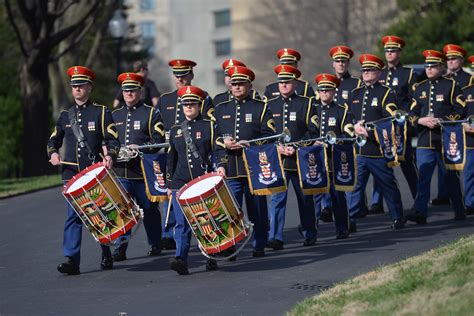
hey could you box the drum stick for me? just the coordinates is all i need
[164,195,172,228]
[59,161,79,166]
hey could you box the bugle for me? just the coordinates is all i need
[284,131,366,147]
[117,143,170,162]
[364,110,407,131]
[439,115,474,127]
[237,128,291,145]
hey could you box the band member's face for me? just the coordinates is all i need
[174,73,194,88]
[447,57,463,73]
[71,83,92,102]
[425,64,443,79]
[183,102,200,120]
[385,49,401,64]
[278,80,297,97]
[123,89,141,106]
[224,75,232,89]
[231,81,251,100]
[332,59,349,76]
[362,68,381,84]
[318,89,336,104]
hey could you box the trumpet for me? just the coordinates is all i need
[237,128,291,145]
[364,110,407,131]
[284,131,366,147]
[117,143,170,162]
[438,115,474,127]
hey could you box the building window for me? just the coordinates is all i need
[214,9,230,28]
[140,0,155,11]
[214,39,231,56]
[215,69,226,86]
[140,21,156,55]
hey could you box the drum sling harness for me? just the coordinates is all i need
[180,120,210,171]
[68,107,96,162]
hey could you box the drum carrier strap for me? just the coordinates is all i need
[68,107,96,162]
[180,120,210,171]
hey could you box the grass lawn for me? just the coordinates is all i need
[290,234,474,316]
[0,174,62,198]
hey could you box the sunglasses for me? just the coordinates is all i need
[424,64,441,69]
[361,68,377,73]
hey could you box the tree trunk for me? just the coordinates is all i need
[20,61,53,177]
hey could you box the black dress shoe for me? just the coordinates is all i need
[405,212,427,225]
[466,207,474,215]
[320,208,333,222]
[57,257,80,275]
[205,259,218,271]
[391,219,405,229]
[266,239,284,250]
[454,212,467,221]
[336,230,349,239]
[368,204,384,215]
[147,245,162,256]
[303,236,317,246]
[252,249,265,258]
[349,221,357,233]
[112,248,127,262]
[430,197,450,206]
[162,238,176,250]
[170,257,189,275]
[101,255,113,270]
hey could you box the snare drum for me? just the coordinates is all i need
[63,163,141,245]
[177,173,252,256]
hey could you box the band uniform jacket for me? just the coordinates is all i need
[347,82,398,157]
[112,101,165,179]
[166,116,226,190]
[213,89,261,107]
[214,95,277,178]
[156,89,214,131]
[379,64,417,112]
[462,84,474,148]
[264,78,315,100]
[47,101,120,180]
[334,72,362,105]
[445,69,474,89]
[409,77,466,150]
[267,93,319,171]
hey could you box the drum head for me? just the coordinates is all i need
[65,165,106,193]
[179,175,222,200]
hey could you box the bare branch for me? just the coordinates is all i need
[5,0,30,57]
[52,0,78,19]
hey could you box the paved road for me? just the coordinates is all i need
[1,170,473,316]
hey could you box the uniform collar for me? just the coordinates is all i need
[341,72,352,80]
[234,94,252,104]
[75,100,90,109]
[126,101,143,111]
[387,62,401,71]
[186,113,202,123]
[321,101,335,109]
[363,81,378,89]
[281,91,297,102]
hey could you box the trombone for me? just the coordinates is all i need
[117,143,170,162]
[237,128,291,145]
[284,131,366,147]
[364,110,407,131]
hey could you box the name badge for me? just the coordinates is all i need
[134,120,141,130]
[272,92,280,96]
[245,113,253,123]
[436,94,444,102]
[222,115,231,119]
[371,97,378,107]
[328,117,337,126]
[353,100,360,104]
[88,121,96,131]
[289,112,296,121]
[166,106,174,110]
[273,113,281,117]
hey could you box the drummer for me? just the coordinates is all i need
[110,72,166,261]
[47,66,120,275]
[166,86,226,275]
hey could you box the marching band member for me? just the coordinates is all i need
[166,86,226,275]
[406,50,466,224]
[462,55,474,215]
[110,72,166,261]
[264,48,315,99]
[443,44,474,89]
[266,64,318,250]
[369,36,419,214]
[47,66,120,275]
[347,54,405,232]
[314,73,355,239]
[214,65,276,257]
[156,59,214,250]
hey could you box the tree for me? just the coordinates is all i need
[381,0,474,65]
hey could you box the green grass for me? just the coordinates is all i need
[289,235,474,316]
[0,174,62,198]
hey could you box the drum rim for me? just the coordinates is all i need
[63,162,107,196]
[176,172,224,204]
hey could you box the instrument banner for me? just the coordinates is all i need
[332,143,357,191]
[140,152,168,202]
[394,119,407,161]
[441,123,466,171]
[373,117,398,167]
[242,144,287,195]
[296,145,329,195]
